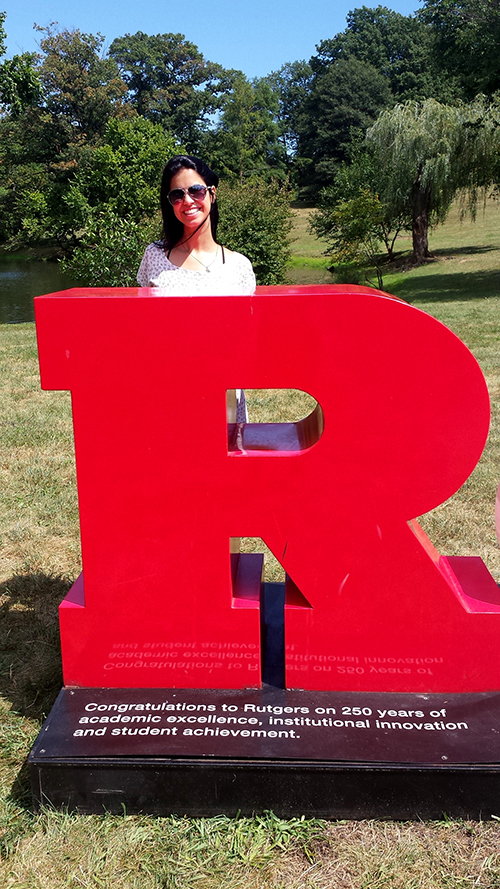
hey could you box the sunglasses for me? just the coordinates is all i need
[167,184,214,205]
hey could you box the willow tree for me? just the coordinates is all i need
[367,98,499,263]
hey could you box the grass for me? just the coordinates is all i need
[287,208,334,285]
[383,201,500,304]
[1,201,500,885]
[3,812,500,888]
[384,200,500,580]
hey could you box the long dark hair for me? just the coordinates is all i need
[159,155,220,249]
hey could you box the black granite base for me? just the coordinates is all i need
[29,685,500,818]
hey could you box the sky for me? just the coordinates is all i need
[4,0,420,80]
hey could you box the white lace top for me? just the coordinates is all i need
[137,243,256,295]
[136,242,254,421]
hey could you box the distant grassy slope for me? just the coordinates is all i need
[385,200,500,304]
[289,198,500,299]
[287,207,333,284]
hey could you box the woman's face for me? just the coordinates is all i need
[168,167,214,234]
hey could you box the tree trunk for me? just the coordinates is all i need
[412,181,431,264]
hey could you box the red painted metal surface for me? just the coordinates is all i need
[35,285,498,691]
[496,480,500,547]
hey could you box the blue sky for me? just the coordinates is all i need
[4,0,419,79]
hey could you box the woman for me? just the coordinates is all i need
[137,155,254,421]
[137,155,256,296]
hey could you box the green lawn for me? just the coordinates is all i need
[1,204,500,887]
[384,201,500,305]
[288,198,500,302]
[286,207,334,284]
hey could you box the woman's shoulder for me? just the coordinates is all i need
[219,247,256,294]
[137,242,176,286]
[143,242,166,257]
[223,247,252,267]
[222,248,255,279]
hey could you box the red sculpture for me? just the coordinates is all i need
[35,285,499,691]
[496,481,500,548]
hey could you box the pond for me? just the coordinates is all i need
[0,255,78,324]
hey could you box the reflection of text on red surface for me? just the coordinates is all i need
[104,642,444,679]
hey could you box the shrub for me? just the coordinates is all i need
[64,179,294,288]
[217,180,293,285]
[62,210,159,287]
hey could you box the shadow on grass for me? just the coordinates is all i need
[393,267,500,303]
[0,573,68,721]
[390,243,498,263]
[0,574,70,808]
[429,244,498,258]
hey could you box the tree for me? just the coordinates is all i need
[0,25,136,250]
[310,141,407,286]
[0,12,41,115]
[313,189,389,288]
[264,60,313,166]
[36,25,129,139]
[420,0,500,98]
[310,97,500,275]
[205,74,287,183]
[313,6,458,102]
[65,116,177,228]
[297,56,392,196]
[367,98,500,262]
[61,117,178,283]
[0,113,175,252]
[109,31,227,150]
[457,93,500,201]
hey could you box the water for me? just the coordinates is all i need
[0,255,78,324]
